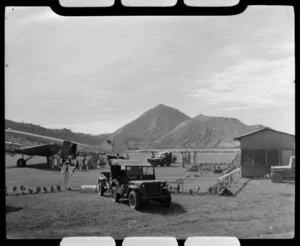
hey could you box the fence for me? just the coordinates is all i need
[162,152,241,195]
[216,167,241,193]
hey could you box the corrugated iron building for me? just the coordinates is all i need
[234,128,295,177]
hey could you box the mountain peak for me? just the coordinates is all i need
[194,114,213,122]
[114,104,190,143]
[153,104,175,111]
[154,114,266,149]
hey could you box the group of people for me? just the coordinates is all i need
[47,152,111,170]
[56,153,109,191]
[51,151,130,190]
[181,151,198,166]
[75,153,108,170]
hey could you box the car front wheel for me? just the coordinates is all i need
[128,190,141,210]
[111,187,120,202]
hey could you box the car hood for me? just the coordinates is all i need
[129,180,162,185]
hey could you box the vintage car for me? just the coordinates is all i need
[147,151,174,167]
[270,156,295,183]
[97,160,171,210]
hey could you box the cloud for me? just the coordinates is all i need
[5,6,295,134]
[184,56,294,109]
[44,119,130,135]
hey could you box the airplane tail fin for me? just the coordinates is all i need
[112,134,124,156]
[99,134,124,156]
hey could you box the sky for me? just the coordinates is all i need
[5,5,295,135]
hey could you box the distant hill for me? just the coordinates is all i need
[152,114,265,149]
[5,119,109,146]
[113,104,190,148]
[5,104,267,149]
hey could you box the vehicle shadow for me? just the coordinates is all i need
[138,201,187,215]
[116,199,187,215]
[6,205,23,214]
[279,180,295,185]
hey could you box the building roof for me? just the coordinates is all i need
[234,127,294,141]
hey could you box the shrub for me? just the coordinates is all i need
[36,187,41,193]
[43,187,48,193]
[56,185,61,192]
[20,185,27,195]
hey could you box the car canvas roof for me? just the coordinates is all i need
[110,159,152,167]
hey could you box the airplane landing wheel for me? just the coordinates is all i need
[17,158,26,167]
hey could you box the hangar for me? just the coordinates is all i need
[234,127,295,178]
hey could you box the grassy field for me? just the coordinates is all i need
[5,157,216,194]
[5,152,295,239]
[6,179,294,239]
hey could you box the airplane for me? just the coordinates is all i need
[5,128,124,168]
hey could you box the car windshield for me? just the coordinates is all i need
[125,166,155,180]
[291,157,295,168]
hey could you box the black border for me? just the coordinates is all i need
[2,1,298,246]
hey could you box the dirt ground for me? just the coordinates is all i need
[5,153,295,239]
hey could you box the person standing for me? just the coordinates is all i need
[151,151,155,158]
[193,151,197,165]
[99,154,104,168]
[53,155,58,169]
[81,156,84,170]
[61,155,75,190]
[76,154,80,170]
[102,153,107,168]
[96,156,100,169]
[86,155,91,170]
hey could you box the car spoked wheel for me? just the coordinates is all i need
[271,172,282,183]
[128,191,140,210]
[111,187,120,202]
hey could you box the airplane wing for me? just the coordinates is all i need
[5,129,93,149]
[5,128,124,156]
[5,140,61,167]
[10,143,61,157]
